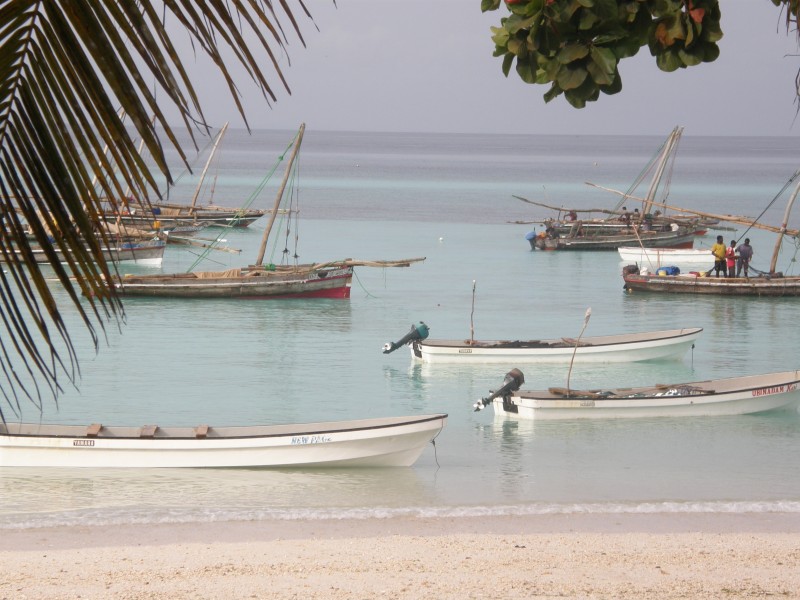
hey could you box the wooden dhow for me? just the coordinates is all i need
[474,369,800,420]
[0,414,448,468]
[113,124,425,299]
[622,170,800,296]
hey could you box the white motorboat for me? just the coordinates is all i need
[383,322,702,364]
[0,414,447,468]
[474,369,800,420]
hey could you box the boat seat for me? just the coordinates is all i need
[139,424,158,438]
[194,425,209,438]
[86,423,103,437]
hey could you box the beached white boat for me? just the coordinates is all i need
[383,322,702,364]
[474,369,800,419]
[0,414,447,468]
[617,246,714,266]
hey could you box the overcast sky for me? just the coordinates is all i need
[175,1,800,136]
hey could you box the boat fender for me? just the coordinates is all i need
[474,368,525,411]
[382,322,430,354]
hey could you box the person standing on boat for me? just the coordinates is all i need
[711,235,727,277]
[737,238,753,277]
[726,240,737,278]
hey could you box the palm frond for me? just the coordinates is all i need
[0,0,318,420]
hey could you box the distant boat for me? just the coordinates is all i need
[382,322,702,364]
[8,238,166,267]
[102,123,266,229]
[474,369,800,419]
[0,414,448,468]
[525,127,703,251]
[113,124,425,299]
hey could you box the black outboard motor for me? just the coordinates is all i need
[474,368,525,411]
[382,322,430,354]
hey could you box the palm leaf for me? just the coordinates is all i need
[0,0,318,420]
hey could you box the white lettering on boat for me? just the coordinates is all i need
[291,435,333,445]
[73,439,95,447]
[751,384,796,397]
[579,400,595,407]
[458,349,472,354]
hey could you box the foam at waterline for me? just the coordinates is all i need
[3,501,800,530]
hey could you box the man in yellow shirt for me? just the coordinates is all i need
[711,235,727,277]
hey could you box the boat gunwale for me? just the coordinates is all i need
[0,414,448,441]
[417,327,703,350]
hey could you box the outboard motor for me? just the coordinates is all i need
[382,322,430,354]
[474,368,525,411]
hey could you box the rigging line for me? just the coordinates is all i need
[738,169,800,243]
[352,268,378,298]
[185,135,299,272]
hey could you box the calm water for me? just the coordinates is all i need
[2,129,800,529]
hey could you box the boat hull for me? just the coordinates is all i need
[116,266,353,299]
[492,372,800,420]
[531,230,696,251]
[12,240,166,267]
[0,414,447,468]
[623,273,800,297]
[617,247,714,265]
[410,328,702,364]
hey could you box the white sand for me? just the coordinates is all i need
[2,513,799,599]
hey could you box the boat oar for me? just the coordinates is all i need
[474,368,525,411]
[382,321,430,354]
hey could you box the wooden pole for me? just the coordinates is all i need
[189,122,229,211]
[769,178,800,273]
[255,123,305,266]
[566,308,591,397]
[469,280,476,344]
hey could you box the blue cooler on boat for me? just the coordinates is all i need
[657,266,680,276]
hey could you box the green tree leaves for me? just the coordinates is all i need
[484,0,724,107]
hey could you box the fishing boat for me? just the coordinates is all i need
[382,322,702,364]
[529,225,696,251]
[0,414,447,468]
[113,124,425,299]
[473,368,800,419]
[524,127,703,251]
[9,238,166,267]
[102,123,266,229]
[622,171,800,296]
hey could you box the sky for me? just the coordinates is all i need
[170,1,800,136]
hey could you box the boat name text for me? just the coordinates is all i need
[752,384,797,397]
[73,439,95,447]
[458,349,472,354]
[291,435,333,445]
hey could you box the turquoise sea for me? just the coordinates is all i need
[2,129,800,528]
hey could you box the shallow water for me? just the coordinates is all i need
[2,130,800,528]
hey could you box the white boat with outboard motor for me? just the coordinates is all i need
[473,369,800,419]
[0,414,447,468]
[382,322,702,364]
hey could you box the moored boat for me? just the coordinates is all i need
[0,414,448,468]
[9,239,166,267]
[382,322,703,364]
[474,369,800,420]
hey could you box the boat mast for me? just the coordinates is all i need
[769,177,800,273]
[189,122,229,212]
[255,123,305,266]
[642,126,682,215]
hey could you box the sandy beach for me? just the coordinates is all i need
[2,512,799,599]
